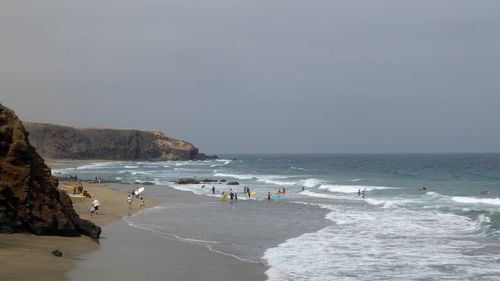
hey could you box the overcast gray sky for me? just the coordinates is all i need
[1,1,499,154]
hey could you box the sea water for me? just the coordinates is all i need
[55,154,500,280]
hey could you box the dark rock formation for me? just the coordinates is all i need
[227,182,240,185]
[24,122,216,161]
[0,104,101,239]
[176,178,201,185]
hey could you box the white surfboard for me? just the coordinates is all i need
[134,187,145,195]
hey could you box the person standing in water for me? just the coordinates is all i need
[267,191,272,200]
[139,197,145,210]
[127,194,133,209]
[247,187,251,198]
[212,186,216,194]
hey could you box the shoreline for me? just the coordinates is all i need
[1,159,273,281]
[0,159,159,281]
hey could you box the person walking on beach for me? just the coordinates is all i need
[212,186,216,194]
[90,203,96,217]
[127,194,133,209]
[267,191,272,200]
[92,197,100,215]
[139,197,145,210]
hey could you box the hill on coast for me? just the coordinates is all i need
[24,122,216,161]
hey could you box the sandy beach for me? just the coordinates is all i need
[0,158,157,281]
[0,180,157,281]
[0,160,270,281]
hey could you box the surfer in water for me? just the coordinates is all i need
[247,187,251,198]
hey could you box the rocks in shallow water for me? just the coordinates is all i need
[51,250,63,257]
[137,181,155,185]
[227,181,240,185]
[0,103,101,239]
[176,178,201,184]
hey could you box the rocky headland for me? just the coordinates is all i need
[0,104,101,238]
[25,122,216,161]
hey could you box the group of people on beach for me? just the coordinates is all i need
[216,185,257,201]
[127,192,145,210]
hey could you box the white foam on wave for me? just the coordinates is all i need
[300,190,347,200]
[256,176,298,186]
[319,184,398,194]
[300,178,322,188]
[213,173,255,180]
[131,171,151,175]
[124,165,139,169]
[169,184,252,200]
[264,201,499,281]
[210,160,231,168]
[213,173,297,186]
[364,197,419,209]
[452,196,500,206]
[290,166,307,171]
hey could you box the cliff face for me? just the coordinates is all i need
[24,122,216,161]
[0,104,101,238]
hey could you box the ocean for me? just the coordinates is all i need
[55,154,500,280]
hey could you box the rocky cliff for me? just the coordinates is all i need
[24,122,216,161]
[0,104,101,238]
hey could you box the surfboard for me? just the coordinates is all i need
[134,187,145,196]
[221,193,228,201]
[271,193,284,199]
[246,191,257,196]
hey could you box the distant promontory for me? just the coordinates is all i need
[24,122,216,161]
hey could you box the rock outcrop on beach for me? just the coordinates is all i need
[24,122,216,161]
[0,104,101,238]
